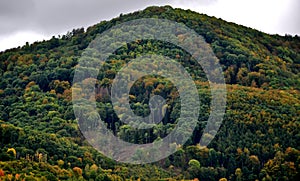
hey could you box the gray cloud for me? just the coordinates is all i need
[33,0,146,34]
[177,0,217,6]
[0,0,166,36]
[0,0,35,17]
[0,0,36,35]
[279,0,300,35]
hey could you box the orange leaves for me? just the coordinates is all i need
[0,169,4,177]
[237,148,243,156]
[62,89,72,101]
[25,81,36,90]
[72,167,82,176]
[50,80,71,94]
[144,80,154,88]
[249,155,260,165]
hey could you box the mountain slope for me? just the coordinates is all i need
[0,5,299,180]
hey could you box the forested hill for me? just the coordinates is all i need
[0,5,299,180]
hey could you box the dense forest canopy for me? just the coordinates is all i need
[0,5,299,180]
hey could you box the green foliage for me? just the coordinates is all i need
[0,5,299,180]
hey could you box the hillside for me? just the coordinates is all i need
[0,5,299,180]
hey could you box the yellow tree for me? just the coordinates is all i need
[235,168,242,181]
[7,148,16,158]
[219,178,227,181]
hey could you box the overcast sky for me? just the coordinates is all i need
[0,0,299,52]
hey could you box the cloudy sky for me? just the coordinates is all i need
[0,0,299,52]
